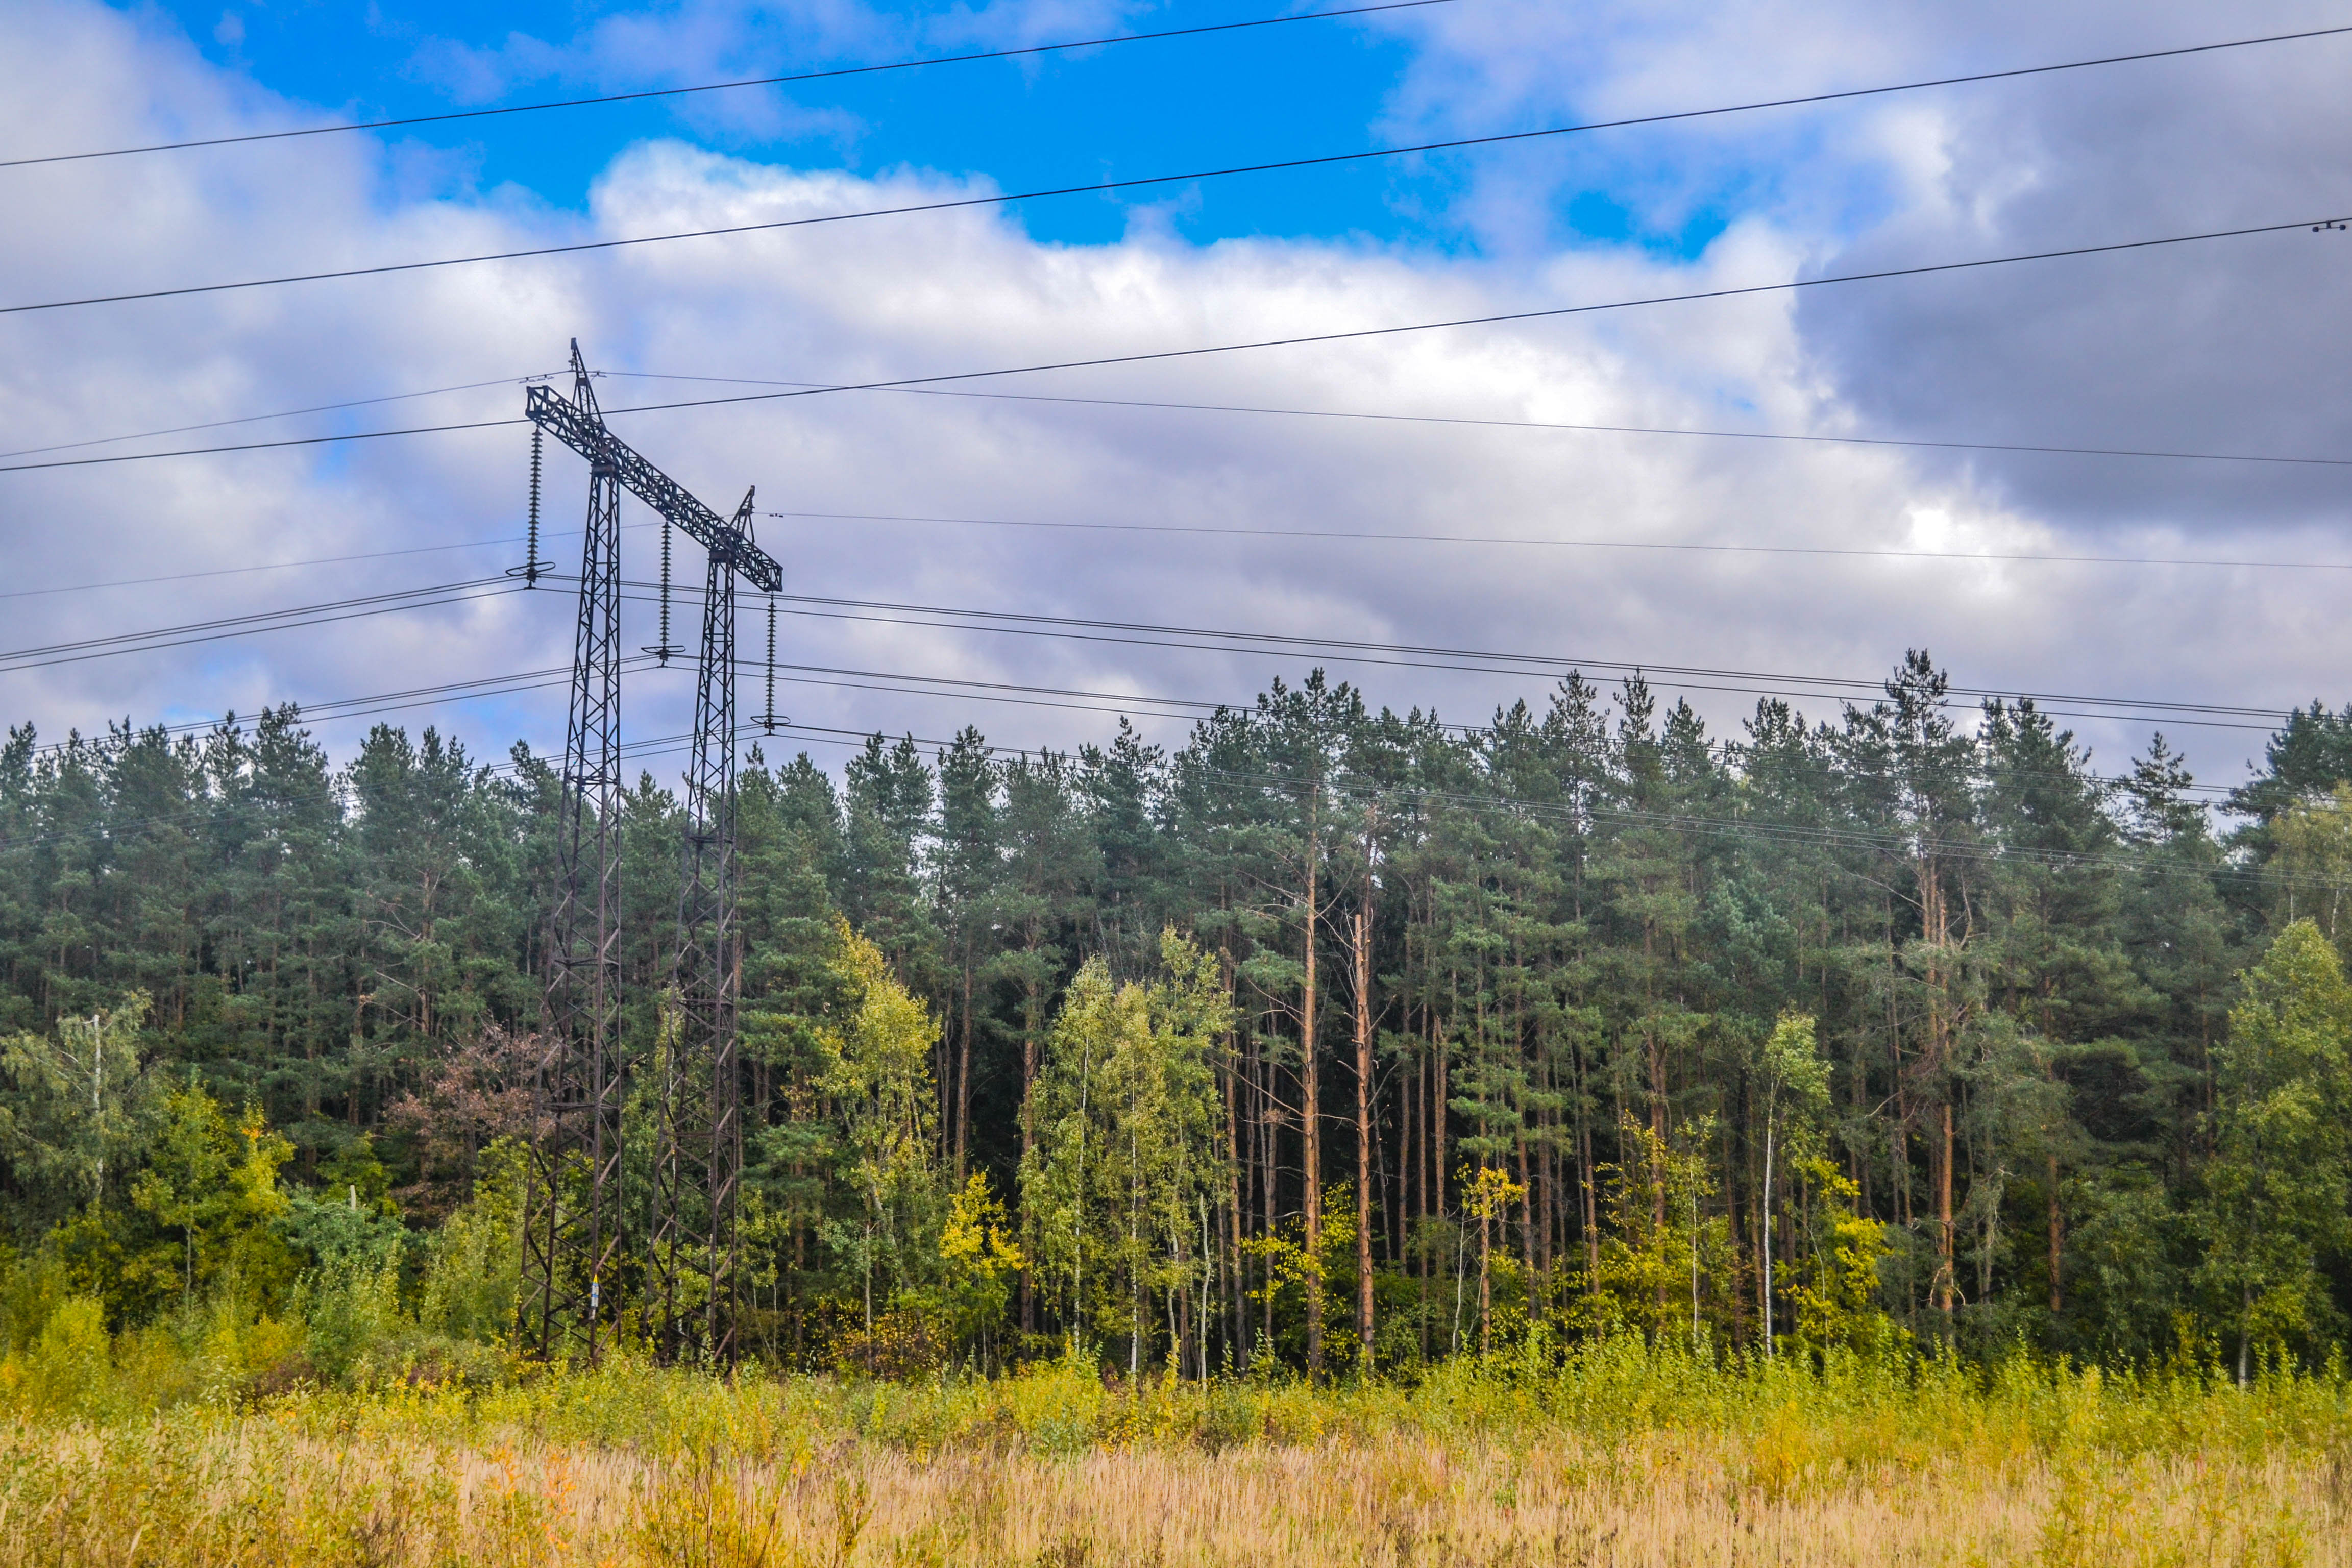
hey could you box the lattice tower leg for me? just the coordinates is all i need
[524,455,625,1364]
[654,548,742,1362]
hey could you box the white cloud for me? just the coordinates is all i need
[0,0,2341,802]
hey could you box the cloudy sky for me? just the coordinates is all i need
[3,0,2349,803]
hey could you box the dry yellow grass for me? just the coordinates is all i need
[0,1417,2340,1567]
[2,1350,2346,1566]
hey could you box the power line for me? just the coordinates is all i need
[0,576,508,664]
[3,485,2347,608]
[0,535,538,601]
[581,571,2292,728]
[731,653,2237,794]
[10,665,2280,890]
[20,657,672,757]
[757,505,2352,572]
[0,518,2291,743]
[21,354,2352,484]
[10,210,2352,479]
[0,374,547,462]
[0,413,524,473]
[12,21,2351,316]
[14,639,2276,888]
[0,578,525,676]
[626,371,2352,471]
[1,0,1460,171]
[761,603,2289,733]
[16,553,2280,773]
[740,587,2296,723]
[585,214,2352,420]
[23,636,2242,805]
[1,719,724,856]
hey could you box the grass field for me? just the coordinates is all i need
[3,1344,2345,1565]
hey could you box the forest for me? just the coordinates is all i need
[4,648,2352,1389]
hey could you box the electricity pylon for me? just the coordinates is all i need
[651,485,762,1363]
[521,341,781,1363]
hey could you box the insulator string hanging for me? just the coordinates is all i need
[655,519,674,663]
[525,426,544,586]
[764,593,777,732]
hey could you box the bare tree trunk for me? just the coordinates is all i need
[1414,1027,1429,1363]
[1262,1048,1278,1367]
[2048,1150,2063,1313]
[1226,1011,1244,1372]
[955,961,974,1177]
[1478,1185,1493,1357]
[1020,977,1040,1335]
[1302,790,1324,1382]
[1938,1102,1956,1313]
[1923,862,1958,1318]
[1353,902,1375,1373]
[1516,1127,1536,1282]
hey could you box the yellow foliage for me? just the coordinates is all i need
[939,1174,1023,1280]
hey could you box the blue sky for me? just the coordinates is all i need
[137,0,1739,255]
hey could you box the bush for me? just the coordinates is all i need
[17,1295,109,1413]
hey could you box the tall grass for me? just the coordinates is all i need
[2,1340,2345,1564]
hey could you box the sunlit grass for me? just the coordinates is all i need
[3,1343,2346,1564]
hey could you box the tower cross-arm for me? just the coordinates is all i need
[527,366,781,594]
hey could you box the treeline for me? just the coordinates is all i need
[5,653,2352,1380]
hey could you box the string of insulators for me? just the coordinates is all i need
[525,426,543,586]
[764,594,777,732]
[656,520,674,663]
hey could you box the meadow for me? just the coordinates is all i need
[3,1335,2344,1567]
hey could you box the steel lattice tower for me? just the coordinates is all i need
[522,341,781,1363]
[524,343,626,1362]
[652,489,757,1362]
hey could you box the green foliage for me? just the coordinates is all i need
[1020,932,1233,1370]
[1574,1118,1737,1351]
[1780,1154,1899,1356]
[11,664,2352,1381]
[2192,919,2352,1375]
[43,1084,300,1325]
[0,992,157,1238]
[419,1136,528,1344]
[925,1172,1025,1354]
[2267,785,2352,953]
[816,917,947,1348]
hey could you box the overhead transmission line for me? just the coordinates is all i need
[0,374,550,462]
[571,570,2290,729]
[9,209,2352,479]
[715,652,2253,792]
[3,553,2289,739]
[0,0,1459,170]
[25,645,2244,816]
[10,662,2272,885]
[624,371,2352,471]
[0,533,551,601]
[9,20,2350,316]
[23,639,2240,799]
[0,712,2253,897]
[26,364,2352,479]
[1,718,734,857]
[0,576,523,676]
[755,505,2352,572]
[15,502,2352,604]
[10,636,2248,878]
[739,588,2296,725]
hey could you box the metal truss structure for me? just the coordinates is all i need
[652,486,762,1363]
[521,340,782,1363]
